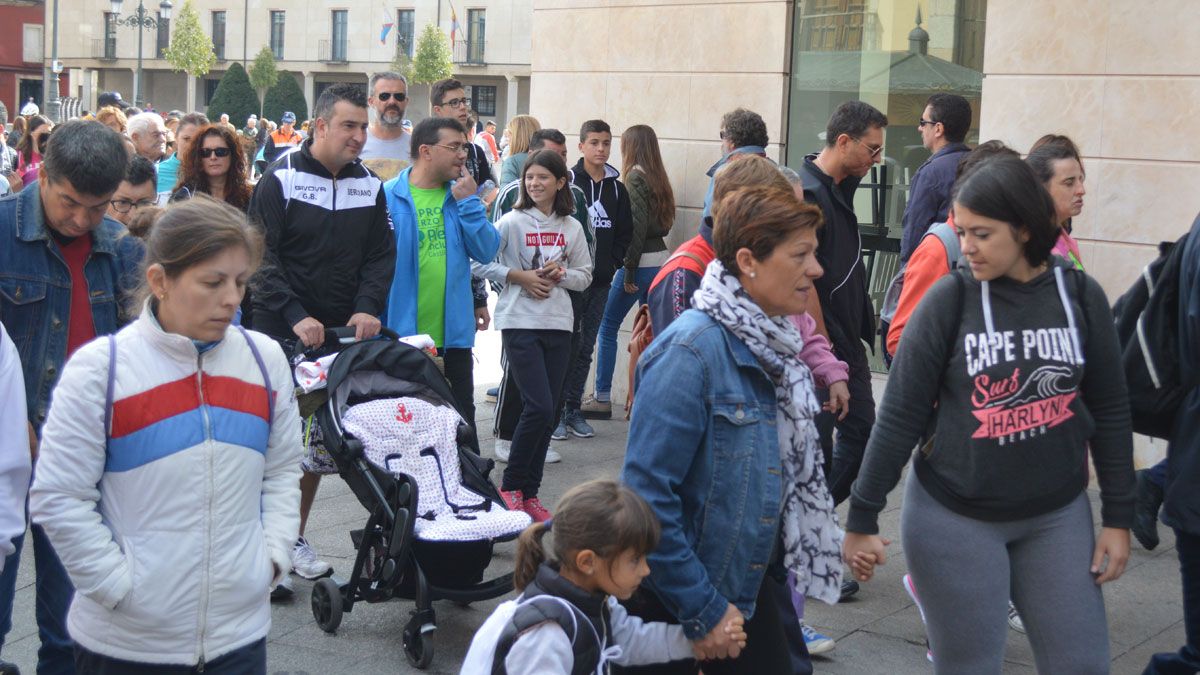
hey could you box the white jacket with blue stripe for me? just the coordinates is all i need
[30,306,302,666]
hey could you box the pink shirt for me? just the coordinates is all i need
[788,312,849,388]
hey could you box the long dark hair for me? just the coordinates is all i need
[951,155,1059,267]
[17,115,52,165]
[514,149,574,217]
[175,124,252,211]
[621,125,675,234]
[513,480,660,591]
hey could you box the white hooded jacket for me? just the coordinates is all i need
[30,305,301,666]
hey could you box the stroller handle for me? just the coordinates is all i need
[292,326,403,359]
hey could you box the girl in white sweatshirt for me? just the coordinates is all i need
[477,150,592,522]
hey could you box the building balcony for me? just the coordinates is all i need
[92,38,118,61]
[452,40,486,66]
[317,39,348,64]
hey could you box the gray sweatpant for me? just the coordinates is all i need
[900,473,1110,674]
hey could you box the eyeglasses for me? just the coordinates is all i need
[440,97,471,109]
[109,197,157,213]
[199,147,231,158]
[918,118,939,128]
[377,92,406,102]
[433,143,469,156]
[853,137,884,158]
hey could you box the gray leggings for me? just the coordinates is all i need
[900,473,1110,674]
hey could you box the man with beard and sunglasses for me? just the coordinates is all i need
[361,71,412,167]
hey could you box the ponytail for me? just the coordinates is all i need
[513,521,550,590]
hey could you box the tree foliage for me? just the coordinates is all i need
[248,46,279,117]
[390,48,415,83]
[206,63,259,127]
[263,73,308,125]
[410,23,453,85]
[162,0,216,77]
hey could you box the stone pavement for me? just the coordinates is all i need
[0,327,1188,674]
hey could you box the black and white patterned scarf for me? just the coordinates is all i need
[692,260,844,604]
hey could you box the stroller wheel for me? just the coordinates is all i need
[403,627,435,669]
[311,577,344,633]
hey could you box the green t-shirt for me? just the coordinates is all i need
[410,184,448,347]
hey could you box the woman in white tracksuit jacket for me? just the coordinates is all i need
[30,195,301,674]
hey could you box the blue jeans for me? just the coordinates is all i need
[1144,529,1200,674]
[0,524,75,674]
[594,267,659,397]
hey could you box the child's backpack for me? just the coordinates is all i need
[1112,232,1193,439]
[879,221,961,364]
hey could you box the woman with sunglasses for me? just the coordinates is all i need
[171,124,252,212]
[14,115,52,190]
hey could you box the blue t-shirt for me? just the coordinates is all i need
[156,154,179,197]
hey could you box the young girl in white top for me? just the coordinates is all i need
[462,480,746,673]
[476,150,592,522]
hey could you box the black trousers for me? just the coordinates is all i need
[499,329,572,497]
[816,339,876,505]
[75,638,266,675]
[441,347,479,454]
[612,574,804,674]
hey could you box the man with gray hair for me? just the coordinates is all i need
[360,71,411,163]
[127,111,168,163]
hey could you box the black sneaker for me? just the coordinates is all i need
[270,576,295,602]
[1133,469,1164,551]
[0,659,20,675]
[839,578,860,600]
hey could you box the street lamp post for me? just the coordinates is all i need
[109,0,173,108]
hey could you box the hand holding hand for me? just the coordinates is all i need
[623,281,639,294]
[292,317,325,348]
[692,603,744,661]
[1092,527,1130,584]
[509,269,554,299]
[823,380,851,420]
[346,313,381,341]
[842,532,890,582]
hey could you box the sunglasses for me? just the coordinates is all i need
[377,92,406,102]
[199,147,231,158]
[918,118,939,128]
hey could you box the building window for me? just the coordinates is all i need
[22,25,43,64]
[204,78,220,105]
[466,9,485,63]
[212,11,226,61]
[270,11,285,59]
[472,85,496,116]
[157,13,170,57]
[397,9,415,58]
[104,12,118,59]
[798,0,870,52]
[331,10,348,62]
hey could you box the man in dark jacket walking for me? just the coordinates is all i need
[899,94,972,262]
[1145,213,1200,674]
[798,100,888,507]
[559,120,632,432]
[250,83,396,600]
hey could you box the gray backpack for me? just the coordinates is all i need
[879,221,961,362]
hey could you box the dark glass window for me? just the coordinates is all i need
[212,11,226,61]
[103,12,118,59]
[466,9,485,63]
[397,9,415,58]
[473,85,496,116]
[270,11,285,59]
[156,14,170,58]
[331,10,348,62]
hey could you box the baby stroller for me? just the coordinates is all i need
[298,328,529,668]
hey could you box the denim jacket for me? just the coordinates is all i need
[0,183,143,429]
[621,309,783,640]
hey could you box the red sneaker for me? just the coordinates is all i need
[500,489,524,511]
[522,496,553,523]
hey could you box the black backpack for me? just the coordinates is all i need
[1112,231,1193,439]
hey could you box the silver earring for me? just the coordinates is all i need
[750,272,757,279]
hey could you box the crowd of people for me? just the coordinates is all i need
[0,76,1198,675]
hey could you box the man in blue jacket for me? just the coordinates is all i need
[0,120,142,675]
[899,94,972,262]
[384,117,500,451]
[1146,213,1200,674]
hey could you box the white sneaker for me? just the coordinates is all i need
[494,439,560,464]
[292,537,333,580]
[1007,601,1026,633]
[494,438,511,463]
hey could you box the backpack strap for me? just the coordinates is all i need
[104,336,117,437]
[491,595,600,675]
[927,221,962,268]
[237,326,275,427]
